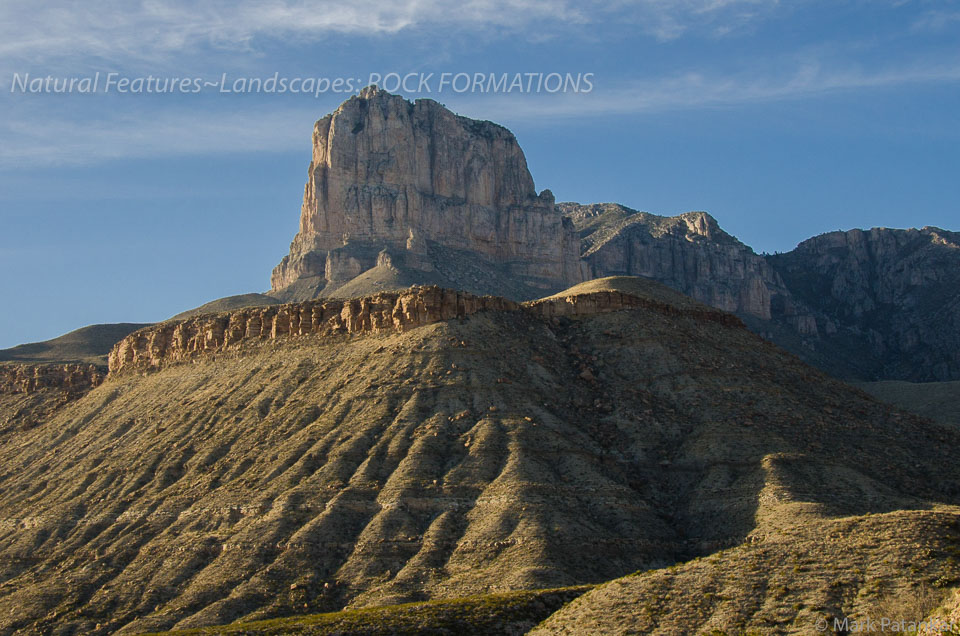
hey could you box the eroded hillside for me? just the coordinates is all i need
[0,279,958,634]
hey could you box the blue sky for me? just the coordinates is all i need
[1,0,958,348]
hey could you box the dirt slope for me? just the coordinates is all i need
[0,280,957,634]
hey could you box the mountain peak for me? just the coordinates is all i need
[270,90,581,301]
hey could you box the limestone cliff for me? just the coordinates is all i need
[562,202,807,322]
[110,287,519,374]
[110,279,744,375]
[0,363,104,395]
[271,86,582,301]
[767,226,960,381]
[252,89,959,382]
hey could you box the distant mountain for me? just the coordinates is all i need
[561,202,793,321]
[767,226,960,381]
[563,203,960,382]
[0,322,150,366]
[259,89,958,382]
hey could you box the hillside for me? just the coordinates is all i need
[532,510,960,634]
[0,323,150,366]
[855,380,960,429]
[170,294,280,321]
[0,279,958,634]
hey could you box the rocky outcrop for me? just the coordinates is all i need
[261,89,958,381]
[562,203,808,322]
[0,363,104,395]
[271,86,582,300]
[767,226,960,381]
[110,281,748,375]
[109,287,519,374]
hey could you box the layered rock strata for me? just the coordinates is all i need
[109,283,745,375]
[271,86,582,298]
[110,287,518,374]
[0,363,104,395]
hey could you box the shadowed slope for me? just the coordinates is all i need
[856,380,960,429]
[0,282,958,634]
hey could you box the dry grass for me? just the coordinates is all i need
[0,294,958,634]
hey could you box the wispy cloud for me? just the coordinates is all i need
[0,0,780,69]
[448,60,960,120]
[0,106,318,167]
[911,9,960,33]
[624,0,780,41]
[3,56,958,169]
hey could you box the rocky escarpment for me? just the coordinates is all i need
[561,202,806,322]
[110,280,745,375]
[270,86,582,301]
[254,88,958,381]
[0,363,104,395]
[110,287,518,374]
[564,204,960,381]
[768,226,960,381]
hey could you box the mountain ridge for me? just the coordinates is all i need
[260,88,959,381]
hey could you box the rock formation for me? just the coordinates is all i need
[110,279,744,375]
[767,226,960,381]
[270,86,582,301]
[0,363,104,395]
[110,287,518,374]
[257,88,960,381]
[561,202,804,322]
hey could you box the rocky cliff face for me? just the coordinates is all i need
[0,363,104,395]
[260,89,957,381]
[767,226,960,381]
[110,280,743,375]
[110,287,518,374]
[561,203,807,322]
[271,86,582,300]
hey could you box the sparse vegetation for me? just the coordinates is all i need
[144,586,591,635]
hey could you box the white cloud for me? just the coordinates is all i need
[0,106,318,167]
[3,57,958,169]
[445,60,960,120]
[0,0,779,68]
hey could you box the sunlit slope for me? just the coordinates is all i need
[0,283,957,634]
